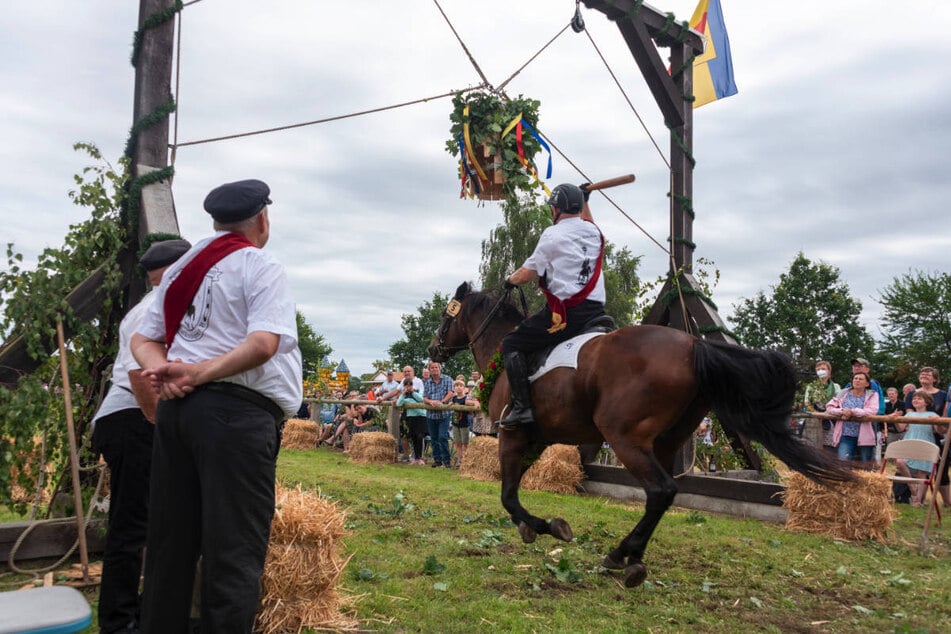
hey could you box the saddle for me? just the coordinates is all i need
[526,315,616,382]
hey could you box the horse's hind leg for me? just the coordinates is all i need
[602,444,677,588]
[499,431,573,543]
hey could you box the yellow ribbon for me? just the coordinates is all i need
[462,104,488,183]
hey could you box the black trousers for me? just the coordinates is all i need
[406,415,428,459]
[91,408,154,634]
[140,390,280,634]
[501,300,606,355]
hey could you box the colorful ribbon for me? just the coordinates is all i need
[502,114,551,196]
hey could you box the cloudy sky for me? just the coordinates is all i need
[3,1,951,374]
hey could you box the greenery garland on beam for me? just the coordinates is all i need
[130,0,183,67]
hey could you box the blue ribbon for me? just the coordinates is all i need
[458,132,481,196]
[521,120,552,179]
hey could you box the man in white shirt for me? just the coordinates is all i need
[90,238,190,634]
[499,183,608,429]
[131,179,302,634]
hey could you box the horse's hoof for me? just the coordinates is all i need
[517,521,537,544]
[550,518,573,542]
[624,562,648,588]
[602,553,625,570]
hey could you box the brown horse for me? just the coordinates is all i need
[428,282,853,588]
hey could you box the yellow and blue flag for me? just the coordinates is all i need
[689,0,738,108]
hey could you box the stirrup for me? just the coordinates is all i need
[498,408,534,430]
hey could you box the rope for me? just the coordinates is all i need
[171,89,467,148]
[534,128,669,255]
[496,22,572,92]
[6,460,107,579]
[582,27,670,170]
[432,0,492,87]
[170,7,184,169]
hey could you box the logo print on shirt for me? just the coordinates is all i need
[178,267,220,342]
[577,245,592,284]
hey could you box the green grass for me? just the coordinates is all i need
[279,449,950,634]
[4,450,948,633]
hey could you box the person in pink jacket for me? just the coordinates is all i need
[826,371,880,468]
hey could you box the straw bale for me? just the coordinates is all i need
[257,485,357,633]
[783,471,894,543]
[348,431,397,464]
[280,418,319,450]
[459,436,500,481]
[522,444,585,494]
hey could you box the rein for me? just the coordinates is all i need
[433,286,526,359]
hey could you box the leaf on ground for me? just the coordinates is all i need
[852,605,873,616]
[433,582,448,592]
[749,597,763,608]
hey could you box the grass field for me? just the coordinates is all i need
[278,449,950,633]
[3,448,949,633]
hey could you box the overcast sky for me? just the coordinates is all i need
[3,1,951,374]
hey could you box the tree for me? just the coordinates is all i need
[602,244,641,328]
[296,310,332,379]
[478,194,641,326]
[388,291,475,379]
[730,252,874,385]
[0,144,128,512]
[479,194,549,312]
[877,270,951,386]
[370,359,394,374]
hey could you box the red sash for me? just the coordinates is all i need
[163,232,255,348]
[540,227,605,333]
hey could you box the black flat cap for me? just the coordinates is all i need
[139,239,192,271]
[203,179,272,223]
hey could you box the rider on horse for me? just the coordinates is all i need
[499,183,608,429]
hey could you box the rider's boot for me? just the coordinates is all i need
[498,351,534,429]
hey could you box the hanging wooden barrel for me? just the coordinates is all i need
[473,144,505,201]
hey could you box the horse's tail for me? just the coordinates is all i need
[693,338,855,484]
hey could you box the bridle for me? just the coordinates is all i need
[431,285,527,360]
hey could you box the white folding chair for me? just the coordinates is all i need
[881,438,942,524]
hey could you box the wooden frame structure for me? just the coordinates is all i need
[582,1,758,468]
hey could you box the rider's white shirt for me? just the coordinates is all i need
[522,217,605,303]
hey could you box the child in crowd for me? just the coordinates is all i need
[450,380,475,468]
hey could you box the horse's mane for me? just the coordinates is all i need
[466,287,526,326]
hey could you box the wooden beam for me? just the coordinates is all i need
[615,17,684,128]
[583,464,785,506]
[0,249,137,389]
[0,518,105,564]
[582,0,704,52]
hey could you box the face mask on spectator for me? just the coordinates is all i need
[816,369,828,378]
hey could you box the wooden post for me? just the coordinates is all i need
[129,0,180,304]
[56,319,89,582]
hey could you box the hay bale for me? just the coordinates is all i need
[348,431,396,464]
[459,436,500,481]
[281,418,319,450]
[783,471,894,543]
[257,485,357,633]
[522,444,585,494]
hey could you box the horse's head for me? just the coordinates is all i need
[428,281,473,362]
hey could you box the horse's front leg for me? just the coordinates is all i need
[602,444,677,588]
[499,430,573,543]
